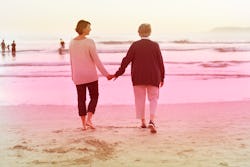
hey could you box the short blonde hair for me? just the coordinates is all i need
[75,20,91,35]
[138,23,151,37]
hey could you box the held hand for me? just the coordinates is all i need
[107,74,115,80]
[159,82,164,87]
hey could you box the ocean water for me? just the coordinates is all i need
[1,33,250,105]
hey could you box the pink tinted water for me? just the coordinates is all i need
[0,39,250,106]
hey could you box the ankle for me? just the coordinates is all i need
[149,120,155,125]
[141,118,146,123]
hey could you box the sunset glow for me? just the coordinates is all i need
[1,0,250,36]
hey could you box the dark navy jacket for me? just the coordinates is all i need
[115,39,165,87]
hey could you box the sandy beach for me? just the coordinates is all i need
[2,1,250,167]
[1,101,250,167]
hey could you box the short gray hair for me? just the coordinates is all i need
[138,23,151,37]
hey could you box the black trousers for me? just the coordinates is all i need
[76,80,99,116]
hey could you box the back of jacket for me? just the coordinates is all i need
[115,39,165,87]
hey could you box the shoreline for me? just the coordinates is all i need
[1,75,249,106]
[0,99,249,106]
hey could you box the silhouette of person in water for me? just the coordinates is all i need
[11,40,16,55]
[7,45,10,52]
[60,38,65,48]
[11,41,16,51]
[59,38,65,54]
[1,40,6,53]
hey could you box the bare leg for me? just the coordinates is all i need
[150,115,155,123]
[81,116,87,130]
[141,118,147,128]
[86,112,95,129]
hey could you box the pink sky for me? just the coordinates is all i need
[1,0,250,36]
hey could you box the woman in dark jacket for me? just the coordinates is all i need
[113,23,165,133]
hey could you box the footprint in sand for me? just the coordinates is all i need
[43,147,74,154]
[39,137,117,162]
[219,162,229,166]
[239,143,246,148]
[176,149,195,157]
[52,129,64,133]
[11,145,34,151]
[85,138,116,160]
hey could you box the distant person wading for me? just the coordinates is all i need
[11,40,16,55]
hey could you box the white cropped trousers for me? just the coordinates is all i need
[133,85,159,119]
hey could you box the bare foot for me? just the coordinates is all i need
[141,122,147,128]
[81,116,87,130]
[86,121,95,129]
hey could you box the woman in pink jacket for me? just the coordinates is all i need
[69,20,112,130]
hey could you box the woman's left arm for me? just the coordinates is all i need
[89,40,109,77]
[156,43,165,84]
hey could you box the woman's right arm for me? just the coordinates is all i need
[115,44,135,78]
[156,43,165,83]
[89,39,109,77]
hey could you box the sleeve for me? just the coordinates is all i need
[115,43,135,78]
[156,43,165,82]
[69,41,74,78]
[89,39,109,77]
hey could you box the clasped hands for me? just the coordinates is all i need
[106,74,116,80]
[106,74,164,87]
